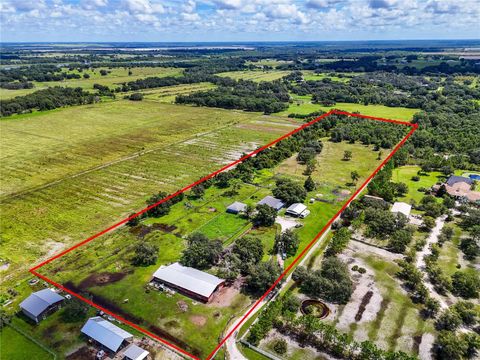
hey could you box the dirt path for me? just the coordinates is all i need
[415,215,451,309]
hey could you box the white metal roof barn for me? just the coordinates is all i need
[81,316,133,353]
[152,262,225,302]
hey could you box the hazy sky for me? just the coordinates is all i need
[1,0,479,42]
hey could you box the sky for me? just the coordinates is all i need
[0,0,479,42]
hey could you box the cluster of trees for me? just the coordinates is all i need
[293,257,353,304]
[459,209,480,261]
[180,233,222,270]
[434,302,480,359]
[176,79,290,114]
[0,64,81,84]
[0,87,97,116]
[272,177,307,206]
[274,230,300,258]
[325,227,351,257]
[132,242,159,266]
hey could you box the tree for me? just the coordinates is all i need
[435,309,462,331]
[273,178,306,205]
[126,213,140,227]
[254,204,277,227]
[452,301,478,326]
[422,297,440,318]
[83,73,90,79]
[233,236,264,268]
[422,216,436,231]
[350,170,359,185]
[132,242,159,266]
[275,230,299,257]
[100,69,108,76]
[451,271,480,299]
[395,182,409,197]
[180,233,222,270]
[245,261,281,294]
[61,298,89,322]
[325,227,351,256]
[273,339,287,354]
[343,150,352,161]
[435,331,467,360]
[388,228,413,253]
[191,184,205,198]
[129,93,144,101]
[304,176,316,191]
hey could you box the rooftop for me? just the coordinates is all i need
[226,201,247,213]
[81,316,133,352]
[286,203,307,215]
[153,262,224,299]
[20,289,64,317]
[391,202,412,217]
[446,175,473,186]
[257,195,285,210]
[123,343,149,360]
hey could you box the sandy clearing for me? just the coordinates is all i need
[275,216,300,232]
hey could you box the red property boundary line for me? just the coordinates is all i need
[30,110,418,360]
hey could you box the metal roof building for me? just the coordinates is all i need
[81,316,133,353]
[391,202,412,217]
[257,196,285,211]
[123,343,149,360]
[226,201,247,214]
[152,262,225,302]
[285,203,310,218]
[20,289,64,323]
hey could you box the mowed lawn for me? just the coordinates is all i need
[279,96,419,122]
[0,326,54,360]
[0,66,183,99]
[391,166,445,203]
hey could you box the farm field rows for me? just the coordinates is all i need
[217,70,291,82]
[0,102,300,289]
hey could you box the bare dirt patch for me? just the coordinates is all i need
[208,278,243,308]
[66,346,96,360]
[77,271,128,289]
[190,315,207,327]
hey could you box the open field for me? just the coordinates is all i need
[302,71,359,82]
[38,132,400,358]
[217,70,291,82]
[0,66,183,99]
[392,166,444,203]
[126,82,216,103]
[0,325,54,360]
[1,102,301,290]
[279,98,419,121]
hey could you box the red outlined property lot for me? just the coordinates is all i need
[30,110,418,360]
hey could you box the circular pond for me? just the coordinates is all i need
[300,299,330,319]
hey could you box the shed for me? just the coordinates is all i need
[391,202,412,217]
[152,262,225,302]
[20,289,64,323]
[226,201,247,214]
[123,344,149,360]
[257,196,285,211]
[285,203,310,218]
[81,317,133,353]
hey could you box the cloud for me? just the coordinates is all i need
[123,0,165,14]
[212,0,243,10]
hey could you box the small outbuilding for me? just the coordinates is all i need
[152,262,225,303]
[123,343,149,360]
[81,316,133,353]
[285,203,310,218]
[20,288,65,323]
[257,196,285,211]
[391,202,412,217]
[226,201,247,214]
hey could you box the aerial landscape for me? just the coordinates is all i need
[0,1,479,360]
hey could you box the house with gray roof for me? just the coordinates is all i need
[20,288,64,323]
[257,196,285,211]
[285,203,310,218]
[123,343,149,360]
[152,262,225,302]
[446,175,473,187]
[81,316,133,353]
[226,201,247,214]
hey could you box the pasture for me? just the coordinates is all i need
[0,101,301,293]
[217,70,291,82]
[0,325,54,360]
[0,66,183,99]
[279,97,419,121]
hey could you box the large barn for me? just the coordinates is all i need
[20,288,65,323]
[152,262,225,303]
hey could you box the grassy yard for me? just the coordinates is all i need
[0,67,183,99]
[0,325,54,360]
[391,166,445,203]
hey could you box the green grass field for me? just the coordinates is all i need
[279,97,419,121]
[0,66,183,99]
[302,70,357,82]
[0,101,301,296]
[217,70,291,82]
[391,166,445,203]
[0,326,54,360]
